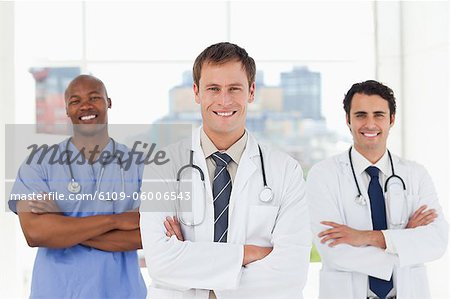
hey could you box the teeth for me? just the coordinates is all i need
[81,115,96,121]
[217,112,233,117]
[363,132,378,137]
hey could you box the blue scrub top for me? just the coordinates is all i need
[9,138,147,299]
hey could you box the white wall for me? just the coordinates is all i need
[0,2,22,298]
[401,3,449,298]
[377,1,449,298]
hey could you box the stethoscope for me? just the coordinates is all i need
[175,144,273,227]
[349,147,408,228]
[66,137,125,199]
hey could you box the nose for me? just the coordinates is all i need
[220,90,233,106]
[365,116,377,129]
[79,98,94,111]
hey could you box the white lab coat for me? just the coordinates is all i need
[306,151,448,299]
[140,128,311,299]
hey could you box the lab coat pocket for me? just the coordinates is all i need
[410,265,430,299]
[147,285,183,299]
[246,205,278,246]
[319,269,353,299]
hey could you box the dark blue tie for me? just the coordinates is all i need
[211,152,232,242]
[366,166,393,299]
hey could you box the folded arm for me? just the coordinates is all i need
[306,164,397,280]
[82,229,142,251]
[382,165,448,266]
[164,216,272,266]
[17,200,139,248]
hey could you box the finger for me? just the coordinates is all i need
[164,220,175,236]
[328,239,344,247]
[29,201,56,213]
[414,209,435,223]
[411,205,427,219]
[165,231,171,237]
[320,233,342,244]
[318,228,338,238]
[28,201,46,209]
[170,217,184,241]
[422,212,438,224]
[172,222,183,239]
[419,210,437,222]
[30,207,48,214]
[320,221,341,228]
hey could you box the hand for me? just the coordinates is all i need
[319,221,385,248]
[28,192,62,215]
[112,211,140,231]
[243,245,273,266]
[406,205,437,228]
[164,216,184,241]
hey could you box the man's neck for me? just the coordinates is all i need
[353,145,386,164]
[71,131,110,161]
[203,128,245,151]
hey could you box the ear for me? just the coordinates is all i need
[193,83,200,104]
[107,98,112,109]
[346,114,351,126]
[248,82,256,103]
[390,114,395,127]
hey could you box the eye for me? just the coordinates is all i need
[207,87,220,92]
[230,87,242,92]
[68,100,79,105]
[90,96,102,101]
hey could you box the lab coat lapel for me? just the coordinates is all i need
[228,133,258,243]
[229,134,258,217]
[337,151,373,223]
[191,128,214,242]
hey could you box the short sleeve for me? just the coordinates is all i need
[8,160,50,213]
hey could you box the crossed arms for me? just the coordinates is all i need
[16,196,141,252]
[306,162,448,279]
[140,161,311,292]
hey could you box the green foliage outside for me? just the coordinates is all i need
[310,244,321,263]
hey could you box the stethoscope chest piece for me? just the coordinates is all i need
[354,194,366,206]
[259,186,273,203]
[68,179,81,193]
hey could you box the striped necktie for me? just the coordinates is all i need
[366,166,393,299]
[211,152,232,242]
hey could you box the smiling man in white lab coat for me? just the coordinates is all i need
[140,42,311,299]
[306,80,448,299]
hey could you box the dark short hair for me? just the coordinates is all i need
[193,42,256,87]
[343,80,396,117]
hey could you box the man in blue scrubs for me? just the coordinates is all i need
[9,75,147,298]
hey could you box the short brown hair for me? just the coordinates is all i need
[193,42,256,87]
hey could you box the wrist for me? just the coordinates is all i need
[367,230,386,249]
[104,214,118,230]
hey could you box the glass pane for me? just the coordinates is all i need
[230,1,374,61]
[87,63,195,124]
[15,2,83,61]
[85,2,228,60]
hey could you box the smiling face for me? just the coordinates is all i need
[65,75,111,137]
[347,92,395,161]
[193,60,255,147]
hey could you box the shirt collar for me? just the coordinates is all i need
[200,129,247,165]
[351,147,390,176]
